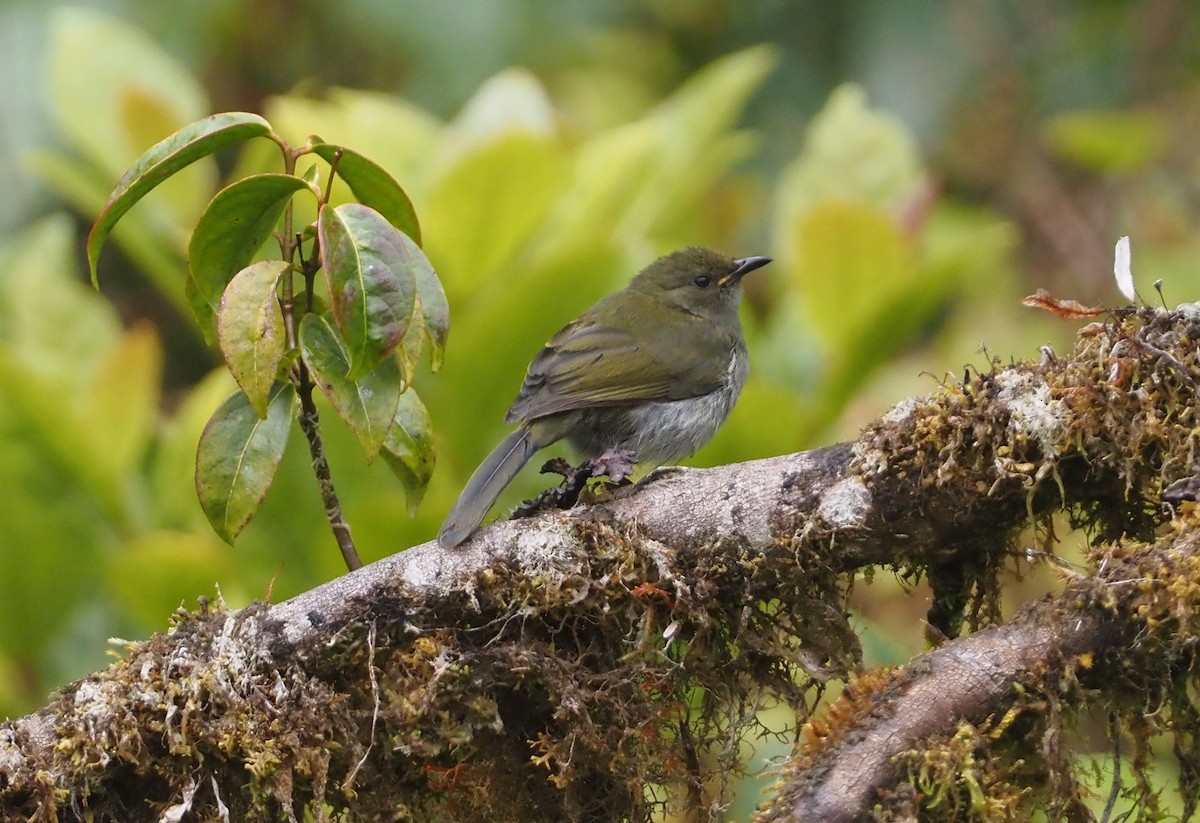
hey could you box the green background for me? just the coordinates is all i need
[0,0,1191,816]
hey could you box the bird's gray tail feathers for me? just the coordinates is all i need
[438,426,540,549]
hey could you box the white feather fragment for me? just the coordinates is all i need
[1114,235,1135,302]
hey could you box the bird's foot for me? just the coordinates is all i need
[588,448,637,486]
[511,449,637,518]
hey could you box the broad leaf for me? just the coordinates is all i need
[423,132,567,294]
[189,173,314,309]
[1044,110,1168,174]
[318,203,416,379]
[196,383,296,544]
[0,215,121,382]
[381,389,436,517]
[451,68,557,140]
[299,313,402,459]
[792,201,911,350]
[771,84,921,262]
[310,143,422,244]
[217,260,289,417]
[397,309,426,383]
[88,112,273,286]
[82,324,163,481]
[396,233,449,375]
[622,45,775,236]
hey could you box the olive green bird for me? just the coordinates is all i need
[438,247,771,549]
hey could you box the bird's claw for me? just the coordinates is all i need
[588,448,637,485]
[511,449,637,519]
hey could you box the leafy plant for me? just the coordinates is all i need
[88,113,446,570]
[0,11,1023,722]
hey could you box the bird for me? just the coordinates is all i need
[437,247,770,549]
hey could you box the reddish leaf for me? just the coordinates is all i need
[318,203,416,379]
[1021,288,1105,319]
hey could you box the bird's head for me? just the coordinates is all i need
[630,247,771,319]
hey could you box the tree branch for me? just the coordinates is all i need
[4,306,1200,821]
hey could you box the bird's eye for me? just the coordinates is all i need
[693,275,712,288]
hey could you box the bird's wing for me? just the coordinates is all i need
[505,309,733,423]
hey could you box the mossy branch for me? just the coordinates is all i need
[4,306,1200,821]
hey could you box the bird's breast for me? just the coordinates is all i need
[567,347,748,465]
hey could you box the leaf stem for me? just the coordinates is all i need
[323,148,344,203]
[299,232,318,313]
[297,369,363,571]
[278,141,300,350]
[277,136,362,571]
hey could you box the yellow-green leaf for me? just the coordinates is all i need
[82,323,163,481]
[47,6,212,226]
[772,84,922,263]
[791,201,911,350]
[217,260,289,417]
[381,389,435,517]
[1044,109,1168,174]
[423,132,567,296]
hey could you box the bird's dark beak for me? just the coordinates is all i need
[719,255,772,287]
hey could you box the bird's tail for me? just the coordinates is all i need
[438,426,540,549]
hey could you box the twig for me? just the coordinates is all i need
[297,371,361,571]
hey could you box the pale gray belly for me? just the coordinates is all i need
[565,348,747,464]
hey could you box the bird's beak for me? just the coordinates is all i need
[718,255,772,287]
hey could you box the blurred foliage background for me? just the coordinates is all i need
[1,0,1197,814]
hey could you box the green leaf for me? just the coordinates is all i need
[656,45,778,149]
[397,311,426,383]
[82,324,163,483]
[318,203,417,379]
[299,313,402,459]
[792,201,911,350]
[88,112,273,287]
[622,45,776,235]
[397,234,449,375]
[189,173,314,309]
[185,273,217,345]
[0,214,121,383]
[1043,109,1168,174]
[381,389,435,517]
[309,143,422,244]
[196,383,296,544]
[423,132,568,295]
[549,124,659,242]
[450,68,557,139]
[151,369,238,530]
[217,260,289,417]
[772,84,922,262]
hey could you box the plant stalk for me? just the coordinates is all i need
[297,369,363,571]
[275,136,362,571]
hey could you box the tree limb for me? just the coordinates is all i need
[4,305,1200,821]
